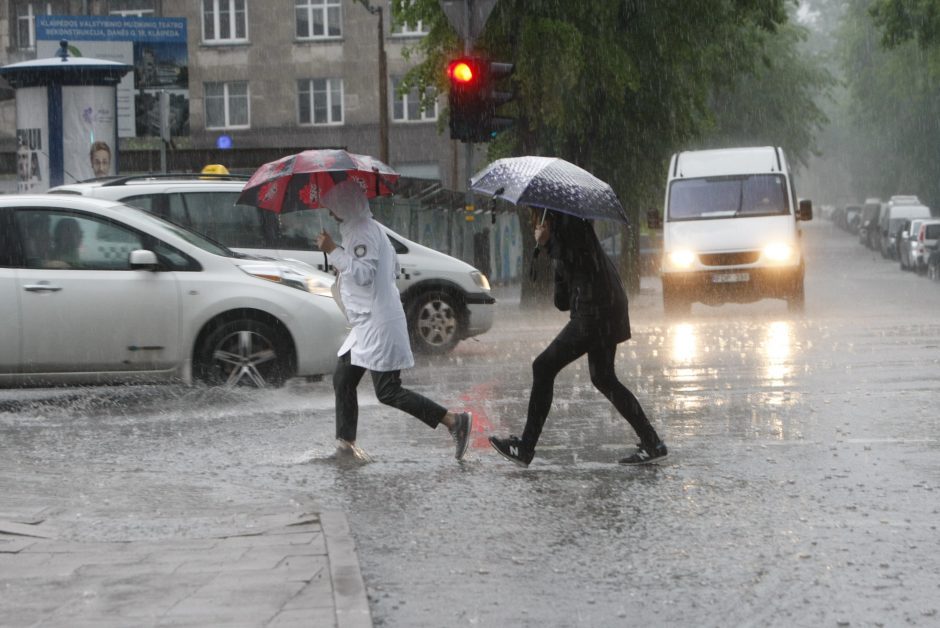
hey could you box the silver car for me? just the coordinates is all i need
[1,195,347,388]
[901,219,940,274]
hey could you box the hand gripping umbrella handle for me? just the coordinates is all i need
[533,208,547,256]
[530,208,547,281]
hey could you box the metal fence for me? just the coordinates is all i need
[371,184,525,285]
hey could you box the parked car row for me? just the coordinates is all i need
[830,195,940,278]
[1,175,496,388]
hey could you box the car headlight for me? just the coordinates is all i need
[239,264,333,296]
[470,270,491,290]
[667,250,696,269]
[762,242,794,263]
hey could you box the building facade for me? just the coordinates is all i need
[1,0,475,191]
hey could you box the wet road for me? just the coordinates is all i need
[2,219,940,627]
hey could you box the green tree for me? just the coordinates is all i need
[706,21,832,169]
[834,0,940,207]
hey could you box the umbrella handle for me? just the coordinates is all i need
[528,209,548,282]
[533,208,547,255]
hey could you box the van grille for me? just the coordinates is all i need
[699,251,760,266]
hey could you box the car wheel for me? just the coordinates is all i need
[408,291,461,355]
[194,318,293,387]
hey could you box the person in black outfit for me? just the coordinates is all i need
[489,207,667,467]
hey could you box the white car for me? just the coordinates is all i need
[0,195,347,388]
[49,175,495,354]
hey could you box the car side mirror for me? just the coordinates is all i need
[130,249,159,270]
[798,199,813,221]
[901,231,909,240]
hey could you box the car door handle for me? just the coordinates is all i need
[23,282,63,293]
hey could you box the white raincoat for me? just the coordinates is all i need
[323,180,414,372]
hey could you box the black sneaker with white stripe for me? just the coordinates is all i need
[619,441,668,465]
[489,435,534,468]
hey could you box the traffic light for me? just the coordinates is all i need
[483,61,514,140]
[447,57,486,142]
[447,57,515,143]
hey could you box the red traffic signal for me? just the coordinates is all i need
[447,57,486,142]
[446,56,515,143]
[447,59,477,85]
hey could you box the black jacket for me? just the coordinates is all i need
[545,212,631,343]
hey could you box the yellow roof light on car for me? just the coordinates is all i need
[200,164,229,179]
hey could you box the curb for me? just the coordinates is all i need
[321,511,373,628]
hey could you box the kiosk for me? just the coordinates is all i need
[0,40,131,192]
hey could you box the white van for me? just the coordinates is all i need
[660,146,813,315]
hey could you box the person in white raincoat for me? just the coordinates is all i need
[316,179,473,460]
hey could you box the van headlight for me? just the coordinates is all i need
[239,264,333,296]
[470,270,491,290]
[667,250,696,269]
[762,242,794,263]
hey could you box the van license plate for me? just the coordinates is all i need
[712,272,749,283]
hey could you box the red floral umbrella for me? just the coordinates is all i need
[238,149,399,214]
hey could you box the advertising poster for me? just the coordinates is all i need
[63,85,117,181]
[36,15,188,140]
[16,87,49,193]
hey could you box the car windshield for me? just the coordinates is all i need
[667,174,789,220]
[122,206,234,256]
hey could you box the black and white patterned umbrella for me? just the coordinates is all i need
[470,156,629,223]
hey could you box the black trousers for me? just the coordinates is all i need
[521,318,660,452]
[333,351,448,442]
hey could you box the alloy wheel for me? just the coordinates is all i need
[211,329,279,387]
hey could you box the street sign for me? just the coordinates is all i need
[439,0,498,44]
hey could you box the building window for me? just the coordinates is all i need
[391,77,438,122]
[298,79,344,125]
[296,0,342,40]
[203,0,248,43]
[14,1,66,50]
[205,82,250,129]
[107,0,155,16]
[390,0,428,37]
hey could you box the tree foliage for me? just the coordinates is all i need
[834,0,940,207]
[870,0,940,48]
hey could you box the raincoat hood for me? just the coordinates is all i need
[322,179,373,226]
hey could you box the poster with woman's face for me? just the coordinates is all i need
[16,87,49,193]
[63,85,116,181]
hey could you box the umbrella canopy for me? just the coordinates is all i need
[238,149,399,214]
[470,156,629,224]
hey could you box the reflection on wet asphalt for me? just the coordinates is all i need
[2,221,940,627]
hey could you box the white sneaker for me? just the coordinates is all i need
[335,439,374,462]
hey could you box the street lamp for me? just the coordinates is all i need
[357,1,389,165]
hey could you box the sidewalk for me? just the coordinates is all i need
[0,501,372,628]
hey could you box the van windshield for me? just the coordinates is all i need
[667,174,789,221]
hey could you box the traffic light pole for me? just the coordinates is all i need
[463,0,474,257]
